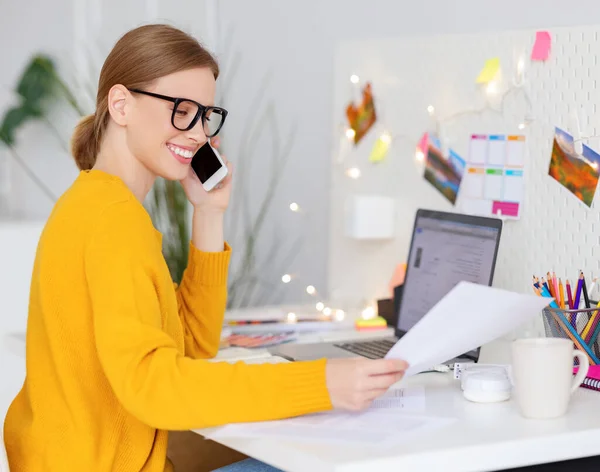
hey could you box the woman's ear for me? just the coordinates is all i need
[107,84,131,126]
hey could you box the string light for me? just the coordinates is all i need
[345,128,356,140]
[350,74,360,84]
[518,123,526,130]
[289,202,300,212]
[281,274,292,284]
[486,81,498,95]
[287,312,297,323]
[316,302,325,311]
[361,306,376,319]
[306,285,316,295]
[323,307,332,316]
[379,132,392,144]
[334,309,345,321]
[415,150,425,162]
[346,167,361,179]
[427,105,435,116]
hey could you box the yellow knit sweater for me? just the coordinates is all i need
[4,169,331,472]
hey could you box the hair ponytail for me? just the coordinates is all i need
[70,114,98,171]
[69,24,219,171]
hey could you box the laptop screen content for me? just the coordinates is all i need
[397,215,500,333]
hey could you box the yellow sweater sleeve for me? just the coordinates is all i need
[175,242,231,359]
[85,201,332,430]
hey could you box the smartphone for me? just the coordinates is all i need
[190,142,229,191]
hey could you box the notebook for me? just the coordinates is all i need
[574,365,600,392]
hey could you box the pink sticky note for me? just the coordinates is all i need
[417,132,429,153]
[531,31,551,61]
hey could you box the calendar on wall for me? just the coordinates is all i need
[459,134,526,219]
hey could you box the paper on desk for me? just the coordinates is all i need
[205,410,453,448]
[385,282,551,376]
[370,386,425,411]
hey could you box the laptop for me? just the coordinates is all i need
[270,209,503,363]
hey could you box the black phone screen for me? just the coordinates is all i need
[191,143,224,183]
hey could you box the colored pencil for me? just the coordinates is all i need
[566,279,574,310]
[574,273,584,311]
[547,272,555,297]
[559,279,565,309]
[582,271,591,309]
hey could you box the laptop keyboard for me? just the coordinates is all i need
[333,338,396,359]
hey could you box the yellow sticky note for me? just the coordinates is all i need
[476,57,500,84]
[369,136,390,163]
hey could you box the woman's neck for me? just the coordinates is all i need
[93,136,155,203]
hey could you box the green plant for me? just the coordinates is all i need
[0,54,83,202]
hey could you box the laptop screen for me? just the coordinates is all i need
[397,214,501,333]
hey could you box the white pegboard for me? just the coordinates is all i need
[329,26,600,320]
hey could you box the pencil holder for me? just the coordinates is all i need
[541,305,600,365]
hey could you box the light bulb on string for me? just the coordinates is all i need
[346,167,361,179]
[350,74,360,84]
[281,274,292,284]
[334,309,345,321]
[316,302,325,311]
[287,312,297,323]
[306,285,316,295]
[379,131,392,144]
[518,123,526,130]
[361,306,376,320]
[486,81,498,95]
[427,105,435,116]
[323,307,332,316]
[415,150,425,162]
[289,202,300,212]
[345,128,356,141]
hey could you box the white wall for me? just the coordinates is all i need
[217,0,600,310]
[5,0,600,310]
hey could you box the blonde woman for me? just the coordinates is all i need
[3,24,408,472]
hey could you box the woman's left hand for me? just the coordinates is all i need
[180,136,233,212]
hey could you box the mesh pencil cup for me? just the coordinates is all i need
[541,305,600,365]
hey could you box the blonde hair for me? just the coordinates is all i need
[70,24,219,170]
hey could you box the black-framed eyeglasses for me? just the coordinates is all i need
[128,88,228,137]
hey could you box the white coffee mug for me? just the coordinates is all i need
[511,338,589,419]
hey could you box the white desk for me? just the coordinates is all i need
[196,341,600,472]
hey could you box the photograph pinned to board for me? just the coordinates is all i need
[549,126,600,208]
[346,82,377,145]
[423,135,466,205]
[460,134,526,219]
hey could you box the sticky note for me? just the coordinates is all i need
[369,136,390,163]
[388,263,407,297]
[476,57,500,84]
[531,31,551,61]
[417,132,429,153]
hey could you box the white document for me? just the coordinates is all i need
[385,282,551,376]
[370,386,426,411]
[205,411,454,447]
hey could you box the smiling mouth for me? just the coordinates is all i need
[167,143,195,159]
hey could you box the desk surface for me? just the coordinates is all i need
[197,342,600,472]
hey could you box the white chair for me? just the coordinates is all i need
[0,430,10,472]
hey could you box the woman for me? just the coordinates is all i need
[3,24,408,471]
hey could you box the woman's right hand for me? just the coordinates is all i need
[325,358,409,411]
